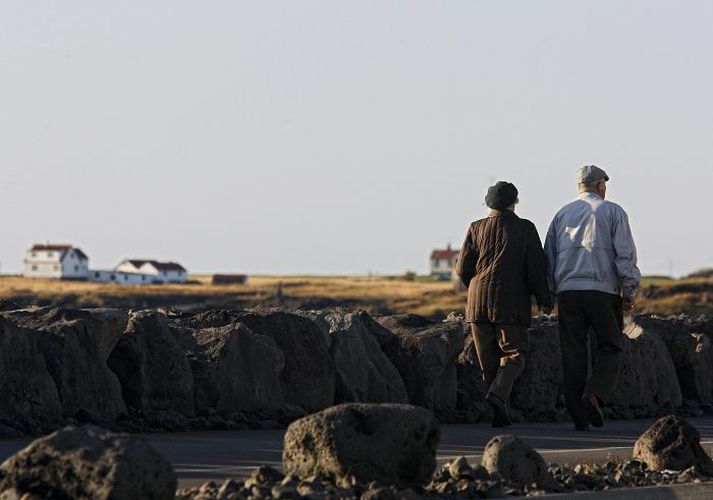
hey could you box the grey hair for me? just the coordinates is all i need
[579,180,603,193]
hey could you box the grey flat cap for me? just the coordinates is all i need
[576,165,609,184]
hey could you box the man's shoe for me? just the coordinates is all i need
[486,393,512,428]
[583,393,604,428]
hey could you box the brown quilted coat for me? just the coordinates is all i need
[455,209,551,325]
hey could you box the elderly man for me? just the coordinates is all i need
[456,181,552,427]
[544,166,640,430]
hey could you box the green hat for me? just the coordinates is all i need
[485,181,518,210]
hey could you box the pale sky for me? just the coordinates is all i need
[1,1,712,276]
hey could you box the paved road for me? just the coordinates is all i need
[1,417,712,489]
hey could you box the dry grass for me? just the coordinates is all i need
[0,274,711,318]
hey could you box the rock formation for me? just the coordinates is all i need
[282,403,440,489]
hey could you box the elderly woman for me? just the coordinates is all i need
[455,181,551,427]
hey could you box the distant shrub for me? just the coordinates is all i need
[687,268,713,279]
[402,271,417,281]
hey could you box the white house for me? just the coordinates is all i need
[23,244,89,279]
[87,269,156,285]
[114,259,188,283]
[430,244,459,280]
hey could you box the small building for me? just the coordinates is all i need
[88,270,156,285]
[114,260,188,284]
[23,243,89,279]
[430,244,459,280]
[212,274,249,285]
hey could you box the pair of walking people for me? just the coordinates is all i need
[455,165,640,429]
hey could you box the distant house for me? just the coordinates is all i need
[23,243,89,279]
[430,244,459,280]
[114,260,188,284]
[88,269,155,285]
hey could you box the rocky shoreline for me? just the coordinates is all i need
[0,303,712,437]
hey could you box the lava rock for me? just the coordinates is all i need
[282,403,440,489]
[0,315,61,423]
[2,307,129,420]
[196,310,336,412]
[187,323,285,412]
[0,425,176,499]
[481,434,548,486]
[376,315,464,411]
[633,415,713,474]
[108,310,195,415]
[322,310,408,404]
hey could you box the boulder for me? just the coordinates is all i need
[187,323,285,412]
[282,403,440,489]
[511,321,563,419]
[633,316,713,403]
[481,434,548,486]
[0,316,61,423]
[376,315,464,411]
[0,299,21,312]
[2,308,128,420]
[199,310,335,412]
[633,415,713,474]
[322,310,408,404]
[108,311,195,415]
[0,425,176,499]
[608,321,682,412]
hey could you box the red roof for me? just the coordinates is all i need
[431,249,458,260]
[32,244,71,251]
[31,244,88,260]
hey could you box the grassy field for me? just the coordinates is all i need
[0,274,711,318]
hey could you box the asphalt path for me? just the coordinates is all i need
[1,417,712,490]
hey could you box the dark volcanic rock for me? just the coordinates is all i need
[633,316,713,403]
[377,315,464,411]
[481,434,548,486]
[0,316,61,423]
[282,403,440,489]
[633,415,713,474]
[192,310,335,412]
[2,307,128,421]
[0,425,176,500]
[511,321,563,419]
[0,299,21,312]
[108,311,195,415]
[321,310,408,404]
[187,323,285,412]
[609,321,682,412]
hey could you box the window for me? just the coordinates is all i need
[31,252,37,258]
[74,265,79,272]
[47,251,53,257]
[53,265,59,271]
[141,275,146,281]
[31,265,38,271]
[110,274,116,281]
[95,272,100,278]
[124,275,129,281]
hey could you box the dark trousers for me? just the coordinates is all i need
[558,290,624,426]
[470,322,528,403]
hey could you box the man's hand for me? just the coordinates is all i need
[623,297,635,311]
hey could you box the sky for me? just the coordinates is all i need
[1,1,712,276]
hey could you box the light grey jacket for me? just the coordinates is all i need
[544,192,641,300]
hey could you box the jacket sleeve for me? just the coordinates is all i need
[455,224,477,288]
[543,217,558,299]
[612,207,641,300]
[526,221,552,309]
